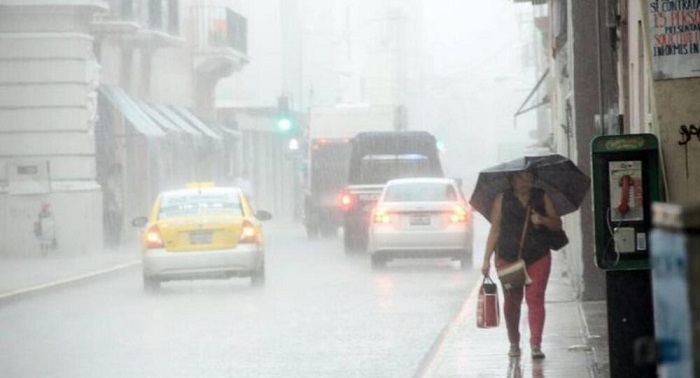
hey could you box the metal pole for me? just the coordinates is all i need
[595,0,606,135]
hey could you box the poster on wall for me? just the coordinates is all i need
[648,0,700,79]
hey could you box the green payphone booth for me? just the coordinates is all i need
[592,134,662,269]
[591,133,662,378]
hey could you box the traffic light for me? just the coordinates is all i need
[275,113,294,135]
[275,95,295,135]
[277,117,293,132]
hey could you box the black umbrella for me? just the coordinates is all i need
[469,154,590,222]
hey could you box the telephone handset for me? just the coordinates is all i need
[608,161,646,254]
[609,161,644,222]
[617,175,631,215]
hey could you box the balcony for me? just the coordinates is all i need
[189,5,249,78]
[91,0,184,48]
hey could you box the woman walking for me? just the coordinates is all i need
[481,169,562,359]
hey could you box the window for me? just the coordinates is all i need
[358,154,432,184]
[384,182,457,202]
[158,191,243,219]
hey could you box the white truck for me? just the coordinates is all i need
[303,105,404,238]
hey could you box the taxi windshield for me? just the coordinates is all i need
[158,190,243,219]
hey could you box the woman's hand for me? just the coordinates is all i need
[481,259,491,276]
[530,209,545,226]
[531,205,562,231]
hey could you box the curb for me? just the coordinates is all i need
[577,301,608,378]
[414,277,481,378]
[0,259,141,304]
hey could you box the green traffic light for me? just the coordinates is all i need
[277,118,292,132]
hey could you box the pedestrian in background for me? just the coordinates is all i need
[34,202,57,256]
[104,163,123,246]
[480,169,562,359]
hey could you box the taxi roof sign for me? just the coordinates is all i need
[186,182,216,189]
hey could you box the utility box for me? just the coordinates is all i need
[650,203,700,378]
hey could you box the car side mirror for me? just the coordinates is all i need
[132,216,148,228]
[255,210,272,221]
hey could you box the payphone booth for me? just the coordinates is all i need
[591,134,662,378]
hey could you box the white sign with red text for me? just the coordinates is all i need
[649,0,700,79]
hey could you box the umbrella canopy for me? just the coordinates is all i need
[469,154,591,222]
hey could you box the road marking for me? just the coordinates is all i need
[417,277,482,378]
[0,260,141,302]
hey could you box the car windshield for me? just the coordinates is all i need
[158,190,243,219]
[383,182,457,202]
[358,154,433,184]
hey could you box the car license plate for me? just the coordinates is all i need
[189,231,213,244]
[410,215,431,226]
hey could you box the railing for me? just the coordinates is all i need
[99,0,180,36]
[190,5,247,55]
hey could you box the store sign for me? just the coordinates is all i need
[8,160,50,195]
[648,0,700,79]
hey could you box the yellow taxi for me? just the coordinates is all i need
[132,182,272,291]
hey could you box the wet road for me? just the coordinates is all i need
[0,220,489,377]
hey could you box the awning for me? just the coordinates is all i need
[98,86,166,137]
[209,122,241,139]
[135,100,182,133]
[98,85,224,142]
[171,106,223,140]
[153,105,202,136]
[514,68,550,120]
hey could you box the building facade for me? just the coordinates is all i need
[0,0,250,256]
[0,1,107,257]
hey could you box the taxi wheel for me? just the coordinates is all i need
[143,275,160,292]
[251,266,265,287]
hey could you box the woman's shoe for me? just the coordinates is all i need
[531,346,545,359]
[508,344,521,357]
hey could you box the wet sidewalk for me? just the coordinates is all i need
[419,251,610,378]
[0,242,140,301]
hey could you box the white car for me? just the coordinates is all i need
[367,178,474,269]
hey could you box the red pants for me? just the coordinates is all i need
[496,253,552,347]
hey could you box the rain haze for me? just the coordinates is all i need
[0,0,611,377]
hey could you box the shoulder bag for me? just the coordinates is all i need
[532,190,569,250]
[497,204,532,290]
[544,228,569,250]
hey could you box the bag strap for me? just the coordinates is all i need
[518,204,531,259]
